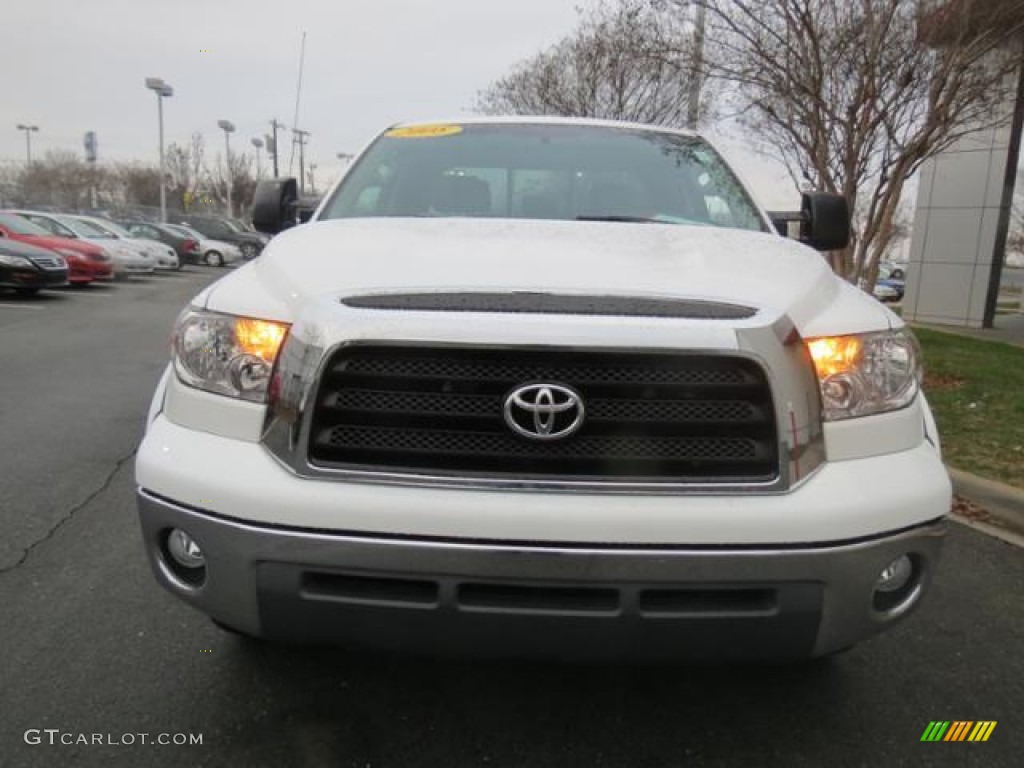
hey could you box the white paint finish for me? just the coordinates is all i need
[921,393,942,458]
[147,365,171,427]
[162,373,265,442]
[823,397,926,462]
[204,218,891,337]
[136,414,950,545]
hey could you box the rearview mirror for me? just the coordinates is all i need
[800,192,850,252]
[252,178,300,235]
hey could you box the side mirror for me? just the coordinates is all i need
[801,192,850,251]
[252,178,299,234]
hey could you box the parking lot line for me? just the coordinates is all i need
[0,302,46,310]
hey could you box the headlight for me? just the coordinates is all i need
[806,329,921,421]
[0,253,33,267]
[173,307,290,402]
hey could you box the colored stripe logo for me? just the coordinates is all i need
[920,721,997,742]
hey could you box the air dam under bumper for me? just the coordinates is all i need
[136,490,946,660]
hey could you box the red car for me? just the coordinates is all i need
[0,211,114,284]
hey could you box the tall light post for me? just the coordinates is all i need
[16,124,39,167]
[251,137,264,179]
[144,78,173,222]
[218,119,236,217]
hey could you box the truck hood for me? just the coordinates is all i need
[205,218,892,336]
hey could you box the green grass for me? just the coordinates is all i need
[915,328,1024,488]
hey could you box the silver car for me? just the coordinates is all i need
[69,215,179,271]
[166,223,243,267]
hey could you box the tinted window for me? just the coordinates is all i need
[321,123,766,233]
[24,214,77,238]
[0,212,51,236]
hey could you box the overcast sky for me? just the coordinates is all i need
[1,0,799,208]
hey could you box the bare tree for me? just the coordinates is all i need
[165,132,207,212]
[679,0,1024,285]
[477,1,707,127]
[15,151,96,209]
[111,164,161,209]
[208,151,257,218]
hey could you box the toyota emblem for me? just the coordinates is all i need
[503,383,585,441]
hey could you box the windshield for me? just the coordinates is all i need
[321,123,767,232]
[0,212,52,236]
[168,224,203,240]
[88,219,133,239]
[59,216,114,238]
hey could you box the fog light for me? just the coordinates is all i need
[167,528,205,569]
[875,555,913,593]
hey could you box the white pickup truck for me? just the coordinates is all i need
[135,118,950,660]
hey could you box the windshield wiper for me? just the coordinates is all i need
[576,215,663,224]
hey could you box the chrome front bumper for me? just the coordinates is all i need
[137,489,946,660]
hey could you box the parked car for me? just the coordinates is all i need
[11,210,154,279]
[137,118,950,660]
[0,237,68,296]
[872,281,900,302]
[179,214,269,259]
[876,265,906,302]
[68,215,179,271]
[164,223,242,267]
[119,221,202,265]
[881,261,906,280]
[0,211,113,284]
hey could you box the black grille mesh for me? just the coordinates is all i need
[308,346,778,482]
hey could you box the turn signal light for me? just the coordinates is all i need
[235,318,288,362]
[806,335,863,377]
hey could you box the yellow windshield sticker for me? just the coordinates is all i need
[386,124,463,139]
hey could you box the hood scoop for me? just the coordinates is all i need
[341,292,758,320]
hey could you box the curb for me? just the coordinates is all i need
[947,466,1024,537]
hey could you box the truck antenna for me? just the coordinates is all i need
[288,30,307,176]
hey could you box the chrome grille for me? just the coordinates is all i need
[30,256,63,270]
[307,345,779,483]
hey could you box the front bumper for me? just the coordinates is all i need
[116,260,156,275]
[74,260,114,281]
[137,489,946,660]
[0,266,68,288]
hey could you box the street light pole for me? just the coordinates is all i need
[144,78,173,223]
[218,119,236,218]
[251,137,264,179]
[16,124,39,167]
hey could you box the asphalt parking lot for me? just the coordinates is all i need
[0,268,1022,768]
